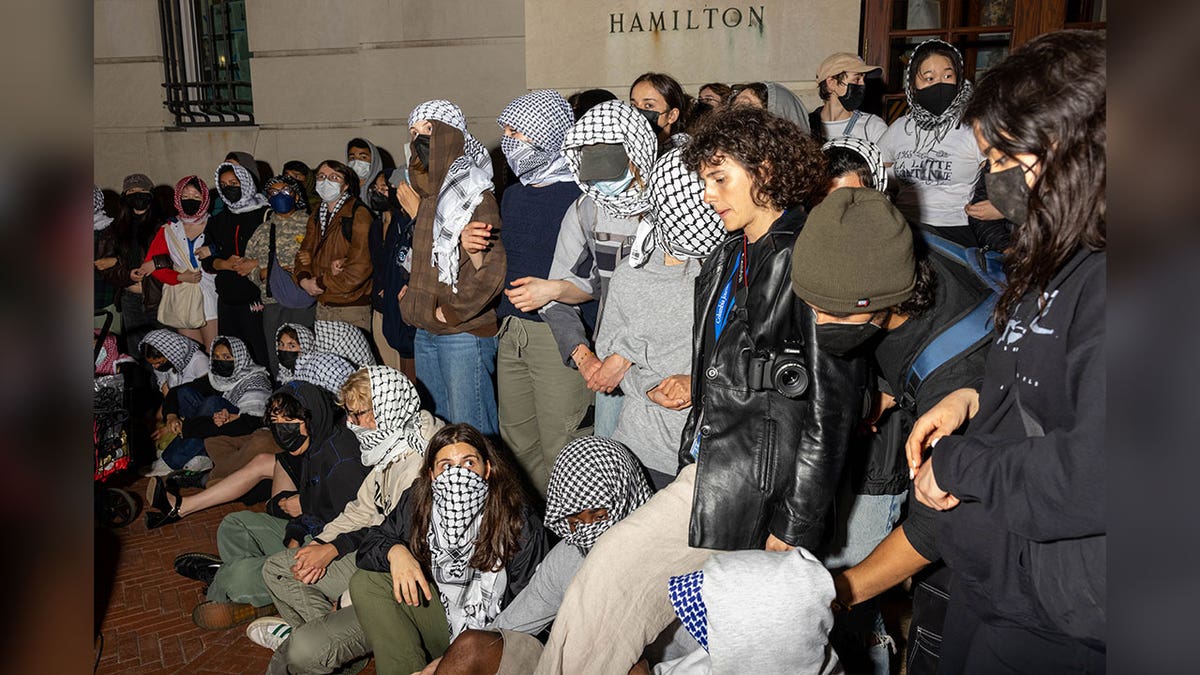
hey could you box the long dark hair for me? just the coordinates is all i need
[409,424,530,573]
[631,72,690,145]
[113,189,165,254]
[964,30,1105,326]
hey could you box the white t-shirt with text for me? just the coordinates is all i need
[879,117,984,229]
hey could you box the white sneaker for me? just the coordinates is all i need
[141,458,172,477]
[246,617,292,651]
[181,455,214,473]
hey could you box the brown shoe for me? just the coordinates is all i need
[191,601,277,630]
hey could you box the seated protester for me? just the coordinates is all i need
[314,319,377,368]
[729,81,812,134]
[424,436,653,675]
[275,322,316,384]
[533,106,867,675]
[823,136,888,193]
[203,162,272,364]
[254,367,443,674]
[94,329,135,376]
[366,169,419,382]
[593,147,725,489]
[141,329,209,396]
[145,354,357,528]
[348,423,549,675]
[172,381,372,630]
[809,52,887,144]
[528,100,659,438]
[646,548,840,675]
[347,137,385,203]
[397,100,506,437]
[147,336,271,477]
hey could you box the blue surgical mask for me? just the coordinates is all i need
[269,193,296,214]
[589,167,634,197]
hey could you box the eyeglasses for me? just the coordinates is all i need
[343,406,371,423]
[699,96,722,105]
[316,173,344,183]
[266,187,295,197]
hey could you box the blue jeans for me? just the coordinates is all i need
[162,386,236,469]
[593,390,624,438]
[414,329,499,438]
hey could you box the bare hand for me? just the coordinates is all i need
[213,411,239,427]
[94,257,118,271]
[765,534,796,552]
[397,285,408,304]
[905,388,979,477]
[300,278,324,297]
[435,306,446,323]
[864,391,897,433]
[387,544,433,606]
[280,494,303,518]
[415,656,443,675]
[177,269,202,283]
[130,268,146,282]
[330,258,346,276]
[292,542,339,584]
[573,345,602,381]
[647,375,692,410]
[913,461,961,511]
[965,199,1005,221]
[395,181,421,216]
[296,250,312,267]
[165,414,183,436]
[460,221,493,254]
[212,410,229,426]
[587,353,631,394]
[235,257,258,277]
[504,277,560,313]
[195,246,212,260]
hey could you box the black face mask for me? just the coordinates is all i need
[367,190,391,213]
[636,107,663,130]
[838,82,866,112]
[153,360,174,373]
[180,198,203,216]
[270,421,307,453]
[277,350,299,371]
[913,82,958,117]
[412,135,432,170]
[815,319,884,357]
[220,184,243,204]
[983,164,1031,225]
[123,192,154,213]
[211,359,236,378]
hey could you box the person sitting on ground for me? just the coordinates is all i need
[252,366,443,674]
[171,380,372,631]
[275,322,316,384]
[314,319,377,369]
[141,329,209,467]
[348,423,549,675]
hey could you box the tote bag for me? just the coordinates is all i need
[156,226,207,329]
[266,215,316,309]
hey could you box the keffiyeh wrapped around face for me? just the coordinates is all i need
[354,366,425,467]
[143,329,201,373]
[208,336,272,417]
[544,436,653,554]
[562,100,658,219]
[904,39,974,147]
[293,351,355,395]
[94,186,113,231]
[215,162,269,214]
[174,175,210,225]
[275,322,315,383]
[496,90,575,186]
[630,147,726,268]
[314,320,377,368]
[822,136,889,193]
[408,99,495,291]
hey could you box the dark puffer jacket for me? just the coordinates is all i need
[680,208,869,551]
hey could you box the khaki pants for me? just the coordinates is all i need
[204,428,280,483]
[534,464,720,675]
[497,317,594,494]
[371,310,403,371]
[316,304,372,332]
[208,511,289,607]
[263,550,369,675]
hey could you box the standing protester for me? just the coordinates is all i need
[906,30,1106,671]
[284,160,321,212]
[688,82,730,132]
[147,176,220,349]
[566,88,617,121]
[347,137,385,203]
[366,169,419,382]
[96,173,166,357]
[93,186,119,326]
[629,72,690,153]
[810,52,888,144]
[730,81,812,134]
[823,136,889,193]
[494,90,591,495]
[397,100,506,437]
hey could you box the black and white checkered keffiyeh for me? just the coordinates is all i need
[142,329,200,373]
[630,147,727,268]
[562,100,658,219]
[275,323,316,384]
[318,189,350,238]
[293,351,356,395]
[93,185,113,231]
[354,366,424,467]
[823,136,889,193]
[544,436,653,554]
[496,90,575,186]
[208,335,272,417]
[314,320,377,368]
[427,466,505,639]
[215,162,269,214]
[408,99,495,292]
[904,39,974,149]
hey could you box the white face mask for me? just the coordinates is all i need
[316,178,343,203]
[348,159,372,180]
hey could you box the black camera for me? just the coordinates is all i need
[747,341,809,399]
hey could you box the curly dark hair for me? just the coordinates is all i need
[683,106,828,210]
[408,424,531,573]
[894,258,937,317]
[963,30,1105,327]
[264,389,311,423]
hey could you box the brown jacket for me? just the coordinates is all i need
[399,120,505,336]
[293,195,373,306]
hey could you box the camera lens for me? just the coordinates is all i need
[772,360,809,399]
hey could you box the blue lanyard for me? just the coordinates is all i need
[712,249,744,342]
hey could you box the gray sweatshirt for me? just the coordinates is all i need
[489,540,585,634]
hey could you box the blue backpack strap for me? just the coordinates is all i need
[843,110,863,137]
[920,231,1006,292]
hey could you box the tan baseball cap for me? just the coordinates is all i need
[816,53,882,81]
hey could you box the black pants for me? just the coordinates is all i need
[217,300,269,367]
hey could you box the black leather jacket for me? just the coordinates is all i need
[680,209,868,551]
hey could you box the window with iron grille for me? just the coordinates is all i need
[158,0,254,127]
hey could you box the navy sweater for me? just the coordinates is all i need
[497,181,582,322]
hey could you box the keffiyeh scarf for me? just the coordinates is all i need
[428,466,505,639]
[562,100,658,219]
[314,320,377,368]
[275,323,315,383]
[143,329,201,373]
[215,162,270,214]
[208,335,272,417]
[544,436,653,554]
[173,175,210,226]
[318,189,350,238]
[630,147,726,268]
[822,136,889,193]
[94,186,113,231]
[408,99,495,292]
[496,90,576,186]
[904,39,974,149]
[293,351,355,395]
[354,366,425,467]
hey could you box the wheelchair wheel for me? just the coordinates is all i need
[100,487,140,528]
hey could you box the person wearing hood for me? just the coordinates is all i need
[347,137,386,203]
[878,39,989,247]
[145,175,220,347]
[731,81,812,134]
[148,335,273,476]
[202,161,272,364]
[243,173,317,377]
[169,380,371,630]
[592,147,726,490]
[823,136,889,194]
[255,366,443,674]
[629,72,690,154]
[419,436,653,675]
[493,90,591,495]
[315,319,377,370]
[398,99,506,438]
[95,174,167,358]
[809,52,888,144]
[293,159,375,331]
[285,159,322,212]
[366,168,419,383]
[517,100,657,439]
[141,328,210,394]
[276,322,316,384]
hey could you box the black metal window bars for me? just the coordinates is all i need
[158,0,254,127]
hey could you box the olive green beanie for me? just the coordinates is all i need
[790,187,916,313]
